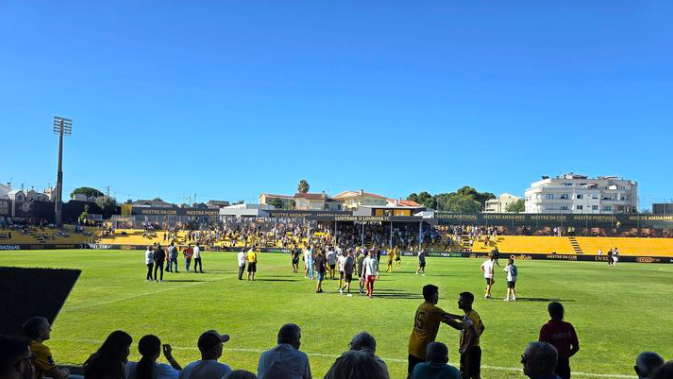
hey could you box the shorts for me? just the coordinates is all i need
[507,281,516,288]
[395,257,401,261]
[329,264,336,270]
[292,259,299,265]
[248,262,257,272]
[419,262,426,268]
[485,278,494,285]
[317,271,325,281]
[339,271,345,279]
[345,273,353,282]
[460,346,481,379]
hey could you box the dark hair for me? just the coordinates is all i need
[426,342,449,364]
[223,370,258,379]
[0,335,30,377]
[459,292,475,303]
[136,335,161,379]
[548,302,564,320]
[324,350,388,379]
[652,361,673,379]
[422,285,439,302]
[277,323,301,345]
[83,331,133,379]
[22,317,48,339]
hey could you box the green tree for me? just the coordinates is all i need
[152,197,163,202]
[297,179,310,194]
[407,193,419,203]
[71,187,104,199]
[506,199,525,213]
[445,194,482,213]
[269,198,283,209]
[95,195,118,215]
[417,191,437,209]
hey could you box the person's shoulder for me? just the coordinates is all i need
[30,341,50,354]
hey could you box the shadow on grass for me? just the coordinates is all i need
[160,279,208,283]
[374,292,423,300]
[254,278,300,282]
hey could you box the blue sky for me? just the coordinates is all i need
[1,1,671,209]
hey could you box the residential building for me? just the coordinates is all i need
[653,203,673,215]
[525,173,637,214]
[0,182,11,199]
[259,193,295,210]
[386,198,421,208]
[206,200,230,208]
[25,189,49,202]
[132,199,177,208]
[332,189,388,210]
[484,193,521,213]
[6,190,25,202]
[293,192,344,211]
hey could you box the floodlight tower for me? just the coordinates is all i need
[53,116,72,226]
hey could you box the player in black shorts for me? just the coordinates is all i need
[339,250,355,297]
[291,245,300,273]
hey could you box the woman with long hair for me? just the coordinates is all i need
[83,330,132,379]
[126,335,182,379]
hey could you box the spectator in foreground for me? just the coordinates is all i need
[22,317,70,379]
[521,342,560,379]
[83,330,133,379]
[410,342,461,379]
[347,332,388,377]
[257,323,311,379]
[539,302,579,379]
[635,352,665,379]
[0,335,34,379]
[324,350,388,379]
[223,371,257,379]
[652,362,673,379]
[179,330,232,379]
[126,335,182,379]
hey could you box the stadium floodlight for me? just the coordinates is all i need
[53,116,73,226]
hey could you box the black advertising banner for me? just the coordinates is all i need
[435,212,673,229]
[132,207,220,217]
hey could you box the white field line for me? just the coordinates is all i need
[58,338,634,378]
[65,275,235,311]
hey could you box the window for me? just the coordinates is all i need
[560,206,569,211]
[576,194,583,199]
[591,194,599,200]
[545,194,554,200]
[592,205,599,211]
[603,206,612,211]
[560,194,569,200]
[563,183,573,186]
[576,205,584,210]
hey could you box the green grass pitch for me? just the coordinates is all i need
[3,250,673,378]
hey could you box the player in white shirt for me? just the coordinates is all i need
[237,249,246,280]
[480,255,495,299]
[363,251,377,298]
[503,258,518,301]
[145,246,154,281]
[337,250,348,290]
[326,247,336,279]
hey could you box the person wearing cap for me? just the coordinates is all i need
[257,323,312,379]
[179,331,232,379]
[410,342,461,379]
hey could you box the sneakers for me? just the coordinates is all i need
[339,289,343,295]
[347,293,353,297]
[503,298,509,302]
[422,273,425,277]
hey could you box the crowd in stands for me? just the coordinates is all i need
[2,295,672,379]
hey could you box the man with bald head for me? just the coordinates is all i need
[348,332,388,377]
[521,342,561,379]
[634,352,664,379]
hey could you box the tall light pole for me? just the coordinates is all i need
[53,116,72,226]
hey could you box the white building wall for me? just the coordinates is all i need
[524,175,637,214]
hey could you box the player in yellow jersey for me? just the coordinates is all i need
[386,246,395,273]
[407,284,453,377]
[445,292,485,379]
[246,245,258,281]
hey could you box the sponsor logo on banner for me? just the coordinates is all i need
[121,245,134,250]
[636,257,660,263]
[0,245,21,251]
[509,254,533,260]
[547,254,578,261]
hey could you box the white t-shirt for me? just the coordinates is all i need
[363,256,376,276]
[145,250,154,265]
[193,246,201,258]
[504,264,517,282]
[238,251,246,266]
[337,255,347,272]
[179,359,232,379]
[481,260,495,279]
[303,249,312,262]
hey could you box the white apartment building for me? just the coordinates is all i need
[525,173,637,214]
[484,193,521,213]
